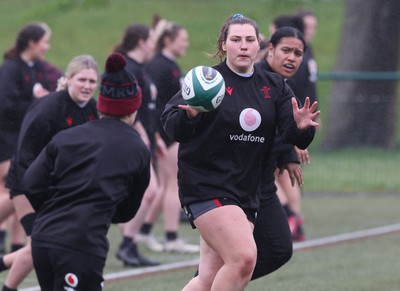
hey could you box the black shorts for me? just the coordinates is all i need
[31,241,105,291]
[183,198,257,229]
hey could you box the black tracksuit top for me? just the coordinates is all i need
[24,119,151,260]
[146,53,182,146]
[6,90,98,195]
[125,56,157,140]
[0,57,48,161]
[161,61,315,212]
[256,61,302,200]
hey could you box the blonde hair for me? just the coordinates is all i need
[56,55,99,91]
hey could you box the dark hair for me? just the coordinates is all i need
[114,24,150,55]
[4,22,50,60]
[214,14,261,61]
[259,38,269,50]
[269,26,307,52]
[272,15,304,34]
[152,14,184,53]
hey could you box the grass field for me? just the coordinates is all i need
[303,148,400,192]
[108,235,400,291]
[93,194,400,291]
[4,193,399,290]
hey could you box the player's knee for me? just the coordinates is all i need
[234,246,257,278]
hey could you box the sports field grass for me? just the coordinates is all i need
[3,193,400,290]
[107,235,400,291]
[101,194,400,291]
[303,148,400,192]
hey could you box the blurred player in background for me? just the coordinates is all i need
[113,23,160,267]
[0,55,98,291]
[137,16,199,254]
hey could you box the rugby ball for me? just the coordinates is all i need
[182,66,225,112]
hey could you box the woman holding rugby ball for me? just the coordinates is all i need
[162,14,319,291]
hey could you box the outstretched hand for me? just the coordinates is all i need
[278,162,303,187]
[292,97,320,130]
[178,104,201,119]
[295,146,310,164]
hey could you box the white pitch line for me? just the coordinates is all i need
[293,222,400,251]
[104,258,200,282]
[20,223,400,291]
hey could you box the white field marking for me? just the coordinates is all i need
[20,223,400,291]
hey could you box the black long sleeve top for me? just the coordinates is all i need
[161,61,315,212]
[146,53,182,147]
[0,57,49,161]
[6,90,98,195]
[24,119,150,260]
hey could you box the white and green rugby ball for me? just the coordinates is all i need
[182,66,225,112]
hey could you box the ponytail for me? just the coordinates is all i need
[4,22,50,60]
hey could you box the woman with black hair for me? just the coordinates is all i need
[252,26,308,280]
[0,23,60,283]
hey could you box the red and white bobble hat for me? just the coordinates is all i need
[97,52,142,116]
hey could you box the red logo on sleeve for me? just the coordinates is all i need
[66,116,73,126]
[226,87,233,96]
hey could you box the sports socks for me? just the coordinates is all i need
[0,230,5,243]
[166,231,177,241]
[140,223,153,235]
[2,285,17,291]
[0,230,6,253]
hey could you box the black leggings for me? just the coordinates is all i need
[32,244,105,291]
[251,192,293,280]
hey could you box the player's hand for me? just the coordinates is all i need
[295,146,310,164]
[33,83,49,98]
[292,97,320,130]
[278,162,303,187]
[178,104,201,119]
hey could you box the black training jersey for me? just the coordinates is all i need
[162,61,315,212]
[256,60,301,199]
[125,56,157,139]
[146,53,182,146]
[24,119,150,260]
[6,90,98,195]
[0,57,49,161]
